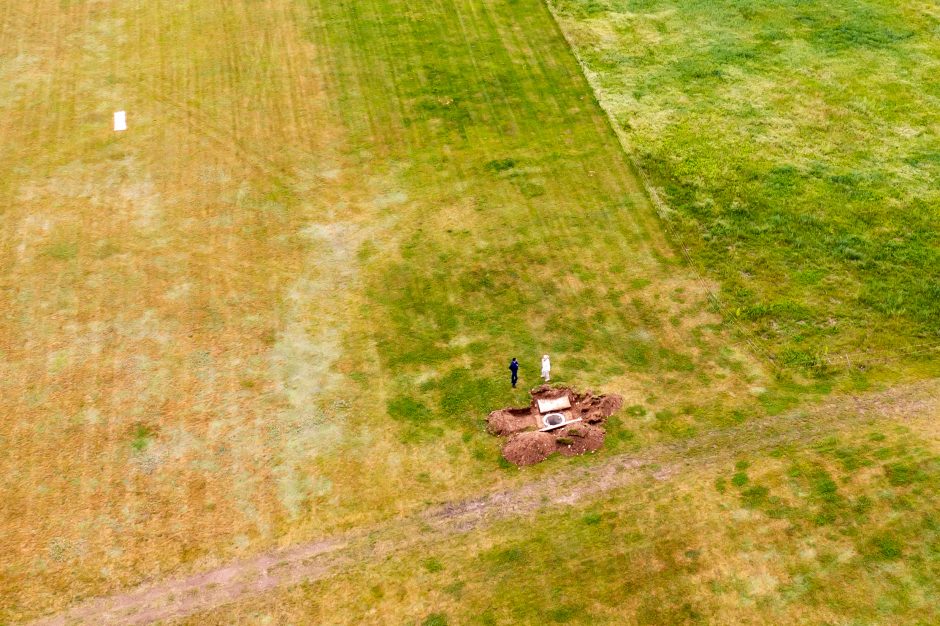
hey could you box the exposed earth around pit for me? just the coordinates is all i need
[487,385,623,466]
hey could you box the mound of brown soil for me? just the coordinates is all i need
[487,386,623,466]
[575,393,624,424]
[502,431,557,466]
[486,407,536,436]
[555,423,606,457]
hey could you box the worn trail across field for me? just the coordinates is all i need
[30,380,940,626]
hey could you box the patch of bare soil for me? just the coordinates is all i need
[502,431,557,466]
[556,423,606,457]
[486,407,536,436]
[488,385,623,466]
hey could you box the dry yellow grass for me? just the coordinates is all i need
[0,0,386,616]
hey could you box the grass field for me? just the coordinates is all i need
[1,0,937,623]
[0,0,779,620]
[549,0,940,369]
[180,408,940,624]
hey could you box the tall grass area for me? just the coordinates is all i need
[182,416,940,624]
[549,0,940,370]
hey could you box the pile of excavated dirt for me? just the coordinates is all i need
[487,385,623,466]
[555,423,606,457]
[502,431,558,467]
[486,407,536,437]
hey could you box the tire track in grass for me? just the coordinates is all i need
[28,378,940,626]
[449,0,515,138]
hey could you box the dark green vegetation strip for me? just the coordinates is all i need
[551,0,940,368]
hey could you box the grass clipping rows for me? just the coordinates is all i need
[488,386,623,466]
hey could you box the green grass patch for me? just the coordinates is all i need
[551,0,940,369]
[129,423,157,453]
[43,241,78,261]
[421,613,448,626]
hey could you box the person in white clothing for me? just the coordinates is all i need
[541,354,551,382]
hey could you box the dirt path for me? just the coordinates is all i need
[29,379,940,626]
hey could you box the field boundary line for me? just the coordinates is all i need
[539,0,777,368]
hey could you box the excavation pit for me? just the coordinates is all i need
[487,385,623,466]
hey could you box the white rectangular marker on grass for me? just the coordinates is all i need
[113,111,127,131]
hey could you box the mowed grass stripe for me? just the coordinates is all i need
[490,0,670,252]
[444,0,636,315]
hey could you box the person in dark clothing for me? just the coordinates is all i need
[509,358,519,388]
